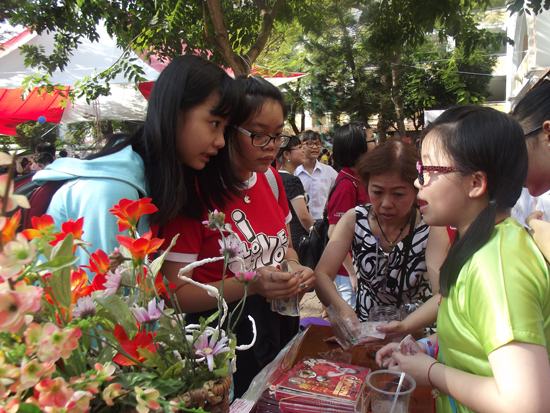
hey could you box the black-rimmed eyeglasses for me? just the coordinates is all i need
[416,160,459,186]
[524,125,542,138]
[303,141,322,148]
[234,126,291,148]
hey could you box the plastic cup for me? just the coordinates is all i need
[364,370,416,413]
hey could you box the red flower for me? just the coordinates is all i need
[1,209,20,244]
[116,231,164,264]
[109,198,158,232]
[50,218,84,246]
[87,249,110,276]
[154,272,175,298]
[112,325,156,366]
[89,272,107,293]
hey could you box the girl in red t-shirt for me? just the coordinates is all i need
[161,76,314,397]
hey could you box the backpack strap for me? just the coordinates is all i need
[264,167,279,200]
[17,180,67,229]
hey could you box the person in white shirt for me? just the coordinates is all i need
[512,187,550,225]
[294,130,338,220]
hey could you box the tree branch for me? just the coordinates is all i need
[205,0,248,75]
[245,0,285,65]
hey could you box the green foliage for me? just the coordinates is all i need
[13,121,58,153]
[95,295,138,338]
[297,3,379,126]
[3,0,320,98]
[288,0,501,132]
[400,24,501,128]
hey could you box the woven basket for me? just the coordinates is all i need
[173,376,232,413]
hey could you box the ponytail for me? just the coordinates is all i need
[439,201,497,296]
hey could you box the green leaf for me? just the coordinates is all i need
[95,295,137,337]
[149,234,179,277]
[96,342,117,364]
[34,254,77,272]
[17,403,41,413]
[47,234,75,309]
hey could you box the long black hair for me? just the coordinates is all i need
[425,106,528,296]
[332,122,369,170]
[89,55,237,224]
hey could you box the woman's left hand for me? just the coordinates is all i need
[390,351,437,386]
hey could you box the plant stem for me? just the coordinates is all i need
[230,284,248,331]
[0,153,16,218]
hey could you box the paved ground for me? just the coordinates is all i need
[299,291,324,318]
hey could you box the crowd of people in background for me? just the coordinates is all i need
[11,143,68,177]
[5,55,550,412]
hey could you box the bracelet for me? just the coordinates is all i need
[427,361,440,388]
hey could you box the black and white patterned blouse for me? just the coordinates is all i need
[352,204,432,321]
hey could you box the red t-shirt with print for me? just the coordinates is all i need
[160,169,291,284]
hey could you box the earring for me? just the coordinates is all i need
[287,159,291,163]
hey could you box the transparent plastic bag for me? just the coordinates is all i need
[270,261,300,316]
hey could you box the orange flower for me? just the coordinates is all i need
[50,217,84,246]
[22,214,55,241]
[116,231,163,264]
[87,249,110,276]
[112,325,156,366]
[70,268,92,303]
[1,210,21,244]
[109,198,158,232]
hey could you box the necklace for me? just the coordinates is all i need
[373,212,410,248]
[242,173,255,204]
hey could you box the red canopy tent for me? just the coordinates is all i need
[0,86,70,135]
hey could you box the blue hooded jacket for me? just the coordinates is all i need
[33,146,148,268]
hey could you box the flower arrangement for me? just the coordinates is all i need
[0,153,257,412]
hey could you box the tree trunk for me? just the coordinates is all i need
[205,0,283,76]
[204,0,249,75]
[390,54,406,137]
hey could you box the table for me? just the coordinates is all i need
[249,324,434,413]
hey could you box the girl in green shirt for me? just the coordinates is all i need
[377,105,550,413]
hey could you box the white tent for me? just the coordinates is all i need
[0,23,159,123]
[0,22,307,128]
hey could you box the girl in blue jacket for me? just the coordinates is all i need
[34,55,238,266]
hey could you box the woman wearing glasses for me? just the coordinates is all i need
[315,140,434,326]
[511,78,550,261]
[376,106,550,413]
[161,76,314,397]
[276,136,315,249]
